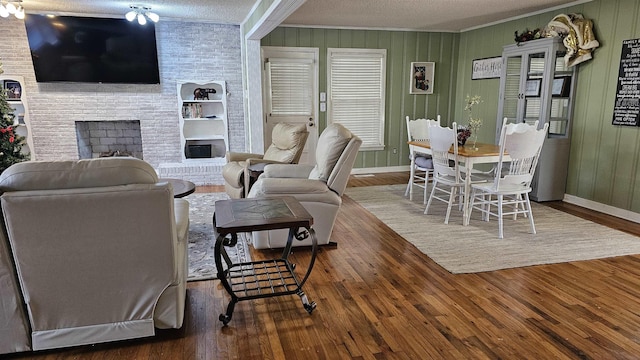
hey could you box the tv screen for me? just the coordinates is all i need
[24,14,160,84]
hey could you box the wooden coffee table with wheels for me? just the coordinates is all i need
[212,196,318,325]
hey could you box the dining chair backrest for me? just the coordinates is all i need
[428,122,460,183]
[406,115,441,143]
[493,118,549,190]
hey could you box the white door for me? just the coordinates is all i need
[262,47,319,165]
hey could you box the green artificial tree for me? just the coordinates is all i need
[0,59,28,173]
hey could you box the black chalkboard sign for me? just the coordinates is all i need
[612,38,640,126]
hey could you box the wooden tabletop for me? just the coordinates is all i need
[159,178,196,198]
[408,140,504,157]
[214,196,313,235]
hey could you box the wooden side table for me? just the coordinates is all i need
[213,196,317,325]
[244,163,267,197]
[159,178,196,198]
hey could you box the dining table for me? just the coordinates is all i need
[408,140,511,226]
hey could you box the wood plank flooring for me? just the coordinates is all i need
[7,172,640,359]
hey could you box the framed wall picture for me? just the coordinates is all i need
[471,56,502,80]
[524,79,541,97]
[410,62,434,94]
[3,80,22,100]
[552,77,570,97]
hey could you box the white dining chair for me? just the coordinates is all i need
[405,115,440,204]
[466,118,549,238]
[423,121,466,224]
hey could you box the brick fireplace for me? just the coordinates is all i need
[75,121,143,159]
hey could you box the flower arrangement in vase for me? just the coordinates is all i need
[457,127,471,146]
[464,95,483,150]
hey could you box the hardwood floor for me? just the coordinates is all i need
[7,172,640,359]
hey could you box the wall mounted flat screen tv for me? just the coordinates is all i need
[24,14,160,84]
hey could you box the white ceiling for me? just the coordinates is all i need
[283,0,587,32]
[21,0,588,32]
[22,0,257,24]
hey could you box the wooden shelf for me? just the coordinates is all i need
[184,135,225,141]
[182,100,223,103]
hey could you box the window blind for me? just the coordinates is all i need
[266,58,313,116]
[327,49,386,150]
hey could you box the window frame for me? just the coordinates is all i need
[327,48,387,151]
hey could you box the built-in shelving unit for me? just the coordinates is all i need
[177,80,228,161]
[1,75,34,160]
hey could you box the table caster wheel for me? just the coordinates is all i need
[219,314,231,325]
[304,301,317,314]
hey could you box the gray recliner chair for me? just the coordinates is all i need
[222,122,309,199]
[247,123,362,249]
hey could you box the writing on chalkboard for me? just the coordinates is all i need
[613,38,640,126]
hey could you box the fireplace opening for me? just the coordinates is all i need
[75,121,143,160]
[99,150,135,157]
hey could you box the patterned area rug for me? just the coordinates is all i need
[345,184,640,273]
[186,192,251,281]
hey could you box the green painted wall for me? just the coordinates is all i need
[262,0,640,213]
[262,28,460,169]
[456,0,640,213]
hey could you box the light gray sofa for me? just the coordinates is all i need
[248,123,362,249]
[0,157,188,354]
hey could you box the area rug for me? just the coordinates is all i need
[186,192,251,281]
[345,184,640,273]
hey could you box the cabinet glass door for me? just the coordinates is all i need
[498,49,547,138]
[501,55,522,125]
[549,51,572,137]
[523,51,547,126]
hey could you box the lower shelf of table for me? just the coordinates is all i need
[222,259,301,299]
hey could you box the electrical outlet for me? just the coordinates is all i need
[393,148,397,154]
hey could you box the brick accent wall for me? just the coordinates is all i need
[0,17,245,185]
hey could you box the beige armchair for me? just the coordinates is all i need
[222,122,309,199]
[247,123,362,249]
[0,157,188,353]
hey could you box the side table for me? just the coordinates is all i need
[244,163,266,197]
[159,178,196,198]
[213,196,317,325]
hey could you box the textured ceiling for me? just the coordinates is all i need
[282,0,586,32]
[22,0,257,24]
[20,0,587,31]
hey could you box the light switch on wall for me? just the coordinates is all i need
[320,92,326,102]
[320,102,326,112]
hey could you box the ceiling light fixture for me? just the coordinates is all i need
[0,0,25,19]
[125,4,159,25]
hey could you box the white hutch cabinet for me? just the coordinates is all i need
[497,37,576,201]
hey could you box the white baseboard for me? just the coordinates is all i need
[563,194,640,224]
[351,166,410,175]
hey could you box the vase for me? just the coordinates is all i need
[471,133,478,149]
